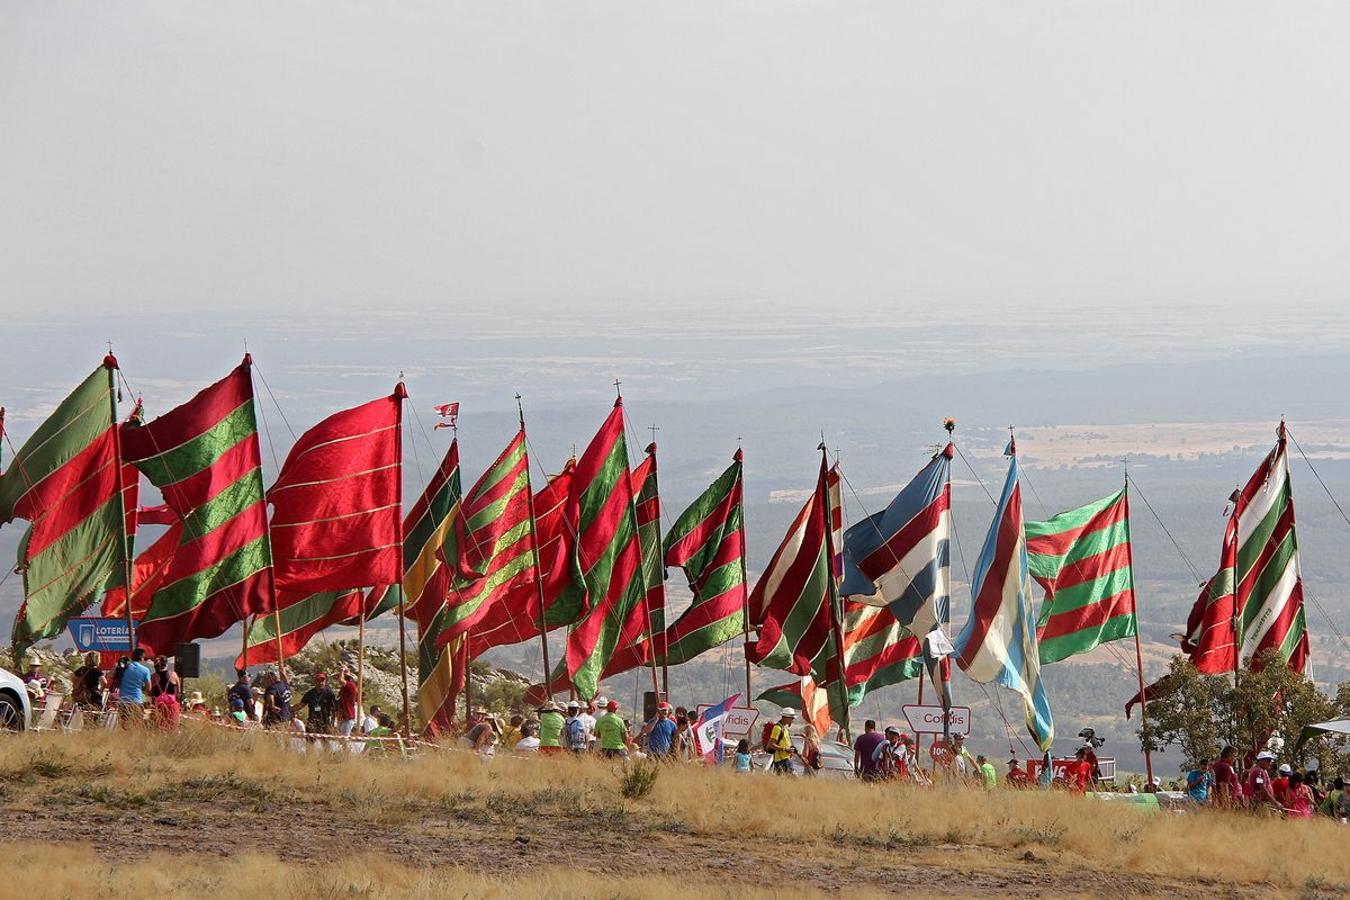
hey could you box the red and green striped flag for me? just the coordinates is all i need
[467,458,582,653]
[745,455,838,681]
[436,430,536,645]
[235,589,365,668]
[119,358,273,654]
[599,443,666,678]
[564,400,647,699]
[2,358,129,659]
[660,450,747,665]
[1025,487,1137,665]
[841,600,923,703]
[1234,425,1308,672]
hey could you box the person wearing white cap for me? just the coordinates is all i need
[582,698,600,750]
[767,708,796,775]
[1245,750,1278,809]
[1273,762,1294,807]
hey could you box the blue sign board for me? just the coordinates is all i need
[69,617,136,653]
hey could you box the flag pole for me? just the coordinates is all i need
[641,442,663,701]
[1123,463,1154,785]
[516,395,554,701]
[356,611,365,729]
[736,447,753,706]
[104,353,138,656]
[394,380,412,738]
[820,441,852,745]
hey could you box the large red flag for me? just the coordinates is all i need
[268,386,405,596]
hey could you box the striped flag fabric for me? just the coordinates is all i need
[1180,510,1239,673]
[235,589,365,668]
[402,439,465,734]
[436,430,537,645]
[953,442,1054,752]
[564,400,648,699]
[1234,425,1309,672]
[1025,487,1137,665]
[2,359,129,658]
[758,676,833,737]
[1183,425,1309,673]
[468,458,581,654]
[692,692,740,765]
[600,444,666,678]
[267,386,404,597]
[841,445,951,639]
[841,600,923,705]
[118,359,274,654]
[745,456,838,680]
[659,451,747,665]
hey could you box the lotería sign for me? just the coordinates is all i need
[68,617,136,653]
[901,704,972,735]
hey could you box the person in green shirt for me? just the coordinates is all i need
[537,702,565,756]
[977,754,998,789]
[595,699,630,759]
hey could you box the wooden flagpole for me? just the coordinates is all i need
[641,441,663,701]
[820,441,852,745]
[105,354,138,657]
[394,380,412,738]
[356,612,366,728]
[735,446,753,706]
[516,395,555,701]
[1123,463,1154,784]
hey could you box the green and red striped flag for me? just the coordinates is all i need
[1025,487,1137,665]
[840,600,923,703]
[660,450,747,665]
[120,358,273,654]
[236,589,364,668]
[404,439,466,734]
[1234,425,1308,672]
[745,455,839,681]
[599,443,666,678]
[564,399,647,699]
[2,359,129,660]
[467,458,582,653]
[437,430,536,645]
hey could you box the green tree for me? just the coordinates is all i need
[1142,651,1346,772]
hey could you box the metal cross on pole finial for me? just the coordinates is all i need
[648,423,660,444]
[613,378,622,398]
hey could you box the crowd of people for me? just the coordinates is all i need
[1183,747,1350,818]
[19,652,1350,817]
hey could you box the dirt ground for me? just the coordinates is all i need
[0,781,1272,897]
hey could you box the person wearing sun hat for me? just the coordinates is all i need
[537,700,566,756]
[767,707,796,775]
[595,699,629,759]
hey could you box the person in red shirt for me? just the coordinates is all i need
[337,668,360,742]
[1245,751,1278,810]
[1211,745,1240,807]
[1272,763,1293,807]
[1066,748,1094,793]
[1006,757,1032,788]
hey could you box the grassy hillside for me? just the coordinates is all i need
[1,726,1346,898]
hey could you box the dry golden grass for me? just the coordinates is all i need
[2,724,1348,896]
[0,843,828,900]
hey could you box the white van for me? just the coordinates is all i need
[0,667,32,732]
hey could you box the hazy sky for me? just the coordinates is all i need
[4,2,1350,320]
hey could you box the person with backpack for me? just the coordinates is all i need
[564,700,591,754]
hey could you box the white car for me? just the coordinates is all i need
[0,666,32,732]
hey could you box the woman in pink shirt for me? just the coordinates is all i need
[1287,772,1315,818]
